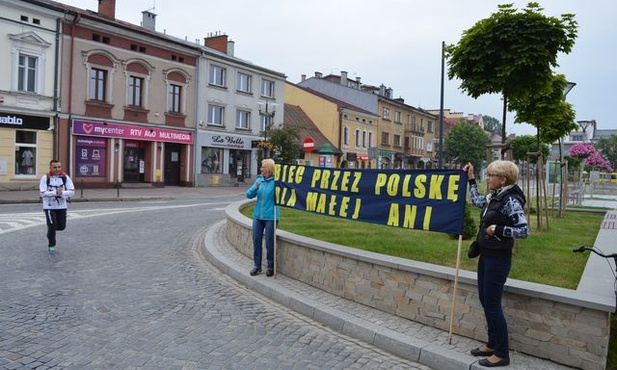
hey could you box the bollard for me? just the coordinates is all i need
[80,179,84,198]
[116,181,121,198]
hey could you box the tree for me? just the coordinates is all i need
[444,122,490,171]
[268,124,302,164]
[445,3,577,149]
[482,115,502,134]
[509,73,577,146]
[595,135,617,169]
[509,135,549,163]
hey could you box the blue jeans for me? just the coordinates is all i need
[252,218,276,270]
[477,254,512,359]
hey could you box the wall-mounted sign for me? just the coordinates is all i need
[72,120,192,144]
[0,112,49,130]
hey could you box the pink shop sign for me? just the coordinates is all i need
[72,120,193,144]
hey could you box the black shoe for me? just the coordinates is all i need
[471,348,494,357]
[266,269,274,277]
[250,268,262,276]
[478,357,510,367]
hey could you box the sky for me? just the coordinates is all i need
[60,0,616,136]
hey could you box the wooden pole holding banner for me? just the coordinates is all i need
[273,205,278,278]
[448,234,464,344]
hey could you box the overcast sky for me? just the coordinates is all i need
[61,0,615,136]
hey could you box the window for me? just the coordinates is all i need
[15,130,37,175]
[208,105,225,125]
[209,65,226,87]
[427,120,433,133]
[261,79,274,98]
[355,129,360,147]
[259,114,275,132]
[394,111,402,123]
[394,135,401,147]
[362,131,367,148]
[382,107,390,120]
[18,54,37,92]
[381,132,390,145]
[168,84,182,113]
[89,68,107,101]
[343,127,349,146]
[368,132,373,147]
[236,110,250,129]
[237,72,252,93]
[128,76,143,107]
[201,147,223,174]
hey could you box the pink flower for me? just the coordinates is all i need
[570,143,596,158]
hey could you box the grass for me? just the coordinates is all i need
[242,204,604,289]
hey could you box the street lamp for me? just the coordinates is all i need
[578,120,592,141]
[258,101,277,159]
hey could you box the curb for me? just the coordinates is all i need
[202,220,477,370]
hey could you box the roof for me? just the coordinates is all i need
[283,104,342,155]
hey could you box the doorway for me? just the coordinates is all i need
[165,143,181,186]
[123,142,144,183]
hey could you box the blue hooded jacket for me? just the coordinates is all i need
[246,175,280,221]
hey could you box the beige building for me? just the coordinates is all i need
[298,72,437,169]
[286,82,378,168]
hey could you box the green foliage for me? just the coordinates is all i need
[483,115,502,134]
[509,135,549,163]
[445,2,578,143]
[509,74,577,143]
[444,122,490,169]
[446,3,577,100]
[268,124,302,164]
[596,135,617,169]
[462,204,477,239]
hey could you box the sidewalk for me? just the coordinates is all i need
[0,184,250,204]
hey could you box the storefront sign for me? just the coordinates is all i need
[204,133,249,149]
[72,120,192,144]
[0,112,49,130]
[75,138,107,177]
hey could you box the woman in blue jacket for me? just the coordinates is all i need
[246,158,279,277]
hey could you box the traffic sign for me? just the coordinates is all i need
[303,137,315,153]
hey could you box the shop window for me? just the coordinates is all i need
[201,147,222,174]
[15,130,37,175]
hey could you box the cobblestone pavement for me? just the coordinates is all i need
[0,199,432,370]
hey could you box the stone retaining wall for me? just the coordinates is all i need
[226,200,612,370]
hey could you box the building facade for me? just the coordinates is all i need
[56,0,199,187]
[0,0,64,188]
[194,34,286,186]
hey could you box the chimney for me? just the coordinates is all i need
[141,10,156,31]
[340,71,348,86]
[227,40,235,57]
[204,33,228,54]
[356,77,361,84]
[98,0,116,19]
[315,71,322,78]
[301,74,306,81]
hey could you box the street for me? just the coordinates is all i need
[0,197,429,369]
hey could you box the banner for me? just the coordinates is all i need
[275,165,468,235]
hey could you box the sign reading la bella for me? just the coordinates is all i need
[72,120,192,144]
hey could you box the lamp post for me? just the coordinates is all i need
[558,81,576,217]
[258,101,277,160]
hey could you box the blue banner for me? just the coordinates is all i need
[275,165,468,235]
